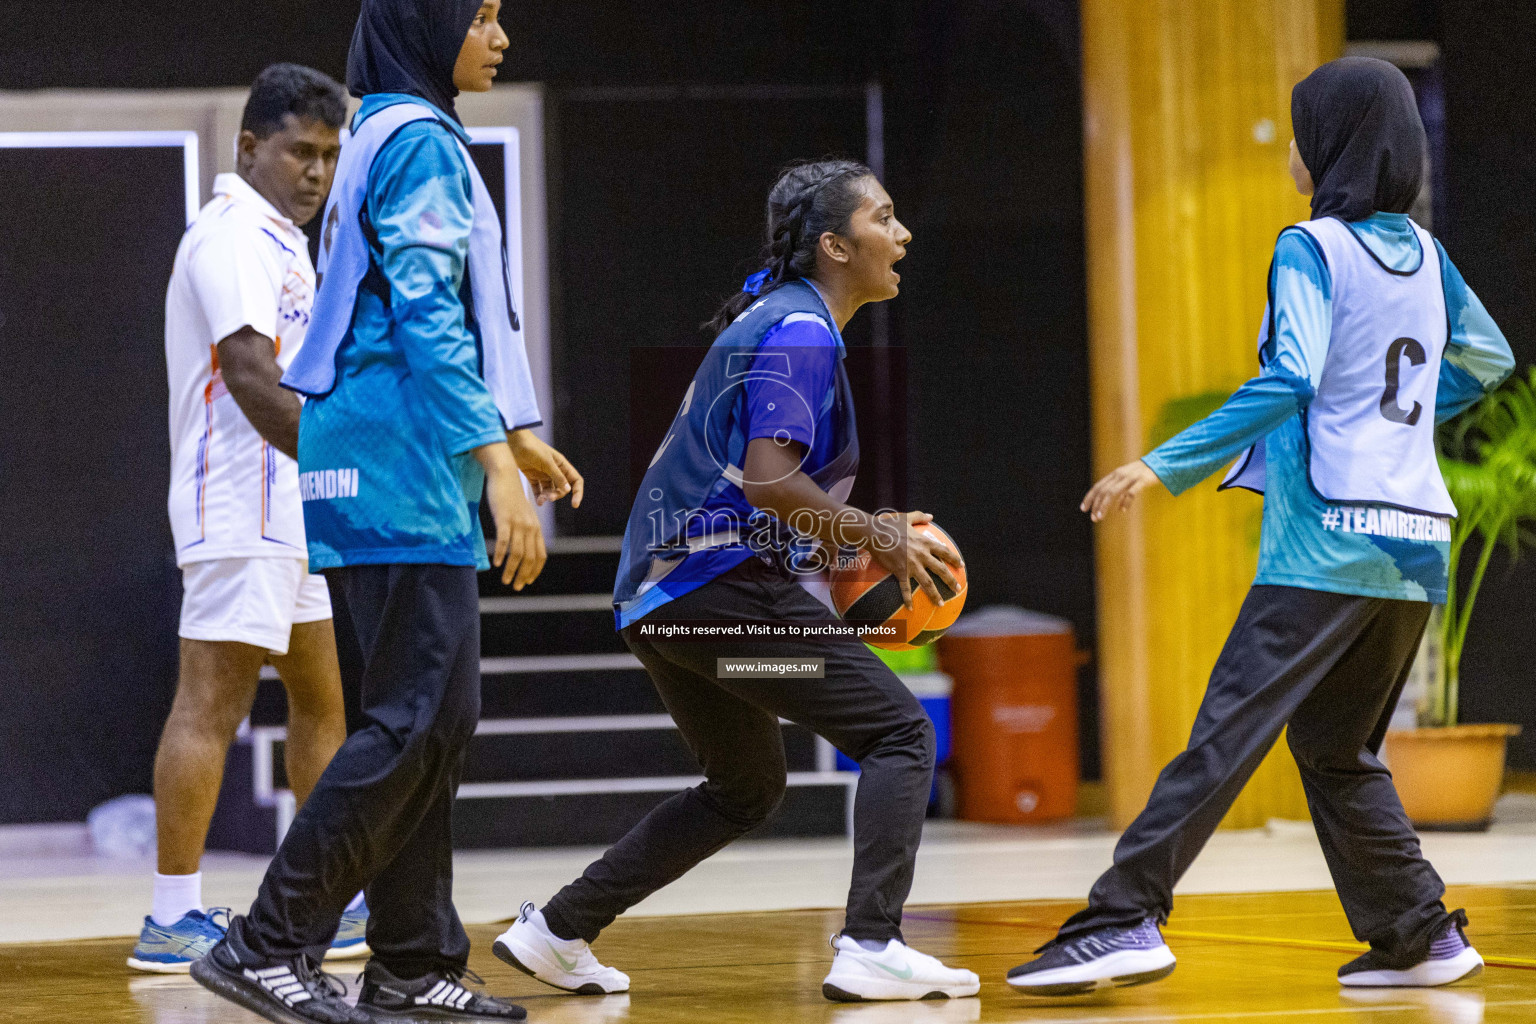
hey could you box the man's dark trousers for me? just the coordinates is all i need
[242,563,481,979]
[1053,585,1454,967]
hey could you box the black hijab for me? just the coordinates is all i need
[1291,56,1426,222]
[347,0,485,123]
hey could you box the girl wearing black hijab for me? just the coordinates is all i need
[1010,57,1513,995]
[192,2,579,1021]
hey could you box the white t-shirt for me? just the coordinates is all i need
[165,173,315,565]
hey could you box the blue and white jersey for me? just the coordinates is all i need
[614,280,858,628]
[1145,213,1513,603]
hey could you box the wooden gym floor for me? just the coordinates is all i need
[3,885,1533,1023]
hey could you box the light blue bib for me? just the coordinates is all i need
[283,100,540,431]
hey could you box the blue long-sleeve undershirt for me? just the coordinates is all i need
[1435,246,1514,422]
[1144,216,1512,495]
[1139,213,1513,604]
[365,103,506,456]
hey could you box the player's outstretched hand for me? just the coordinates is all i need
[476,441,548,589]
[1082,459,1160,522]
[508,428,585,508]
[868,511,963,609]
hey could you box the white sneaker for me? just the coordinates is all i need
[492,902,630,995]
[822,934,981,1002]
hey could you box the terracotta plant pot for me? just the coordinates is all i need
[1384,724,1522,831]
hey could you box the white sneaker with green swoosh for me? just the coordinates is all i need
[492,903,630,995]
[822,934,981,1002]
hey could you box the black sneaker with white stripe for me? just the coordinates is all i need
[189,917,369,1024]
[358,962,527,1021]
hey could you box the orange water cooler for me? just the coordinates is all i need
[938,607,1080,823]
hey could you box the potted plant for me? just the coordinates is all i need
[1383,368,1536,830]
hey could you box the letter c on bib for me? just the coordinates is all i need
[1380,337,1426,426]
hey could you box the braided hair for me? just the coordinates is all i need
[706,158,876,336]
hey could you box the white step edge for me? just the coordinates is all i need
[477,714,805,735]
[260,652,643,682]
[546,535,624,554]
[263,659,942,692]
[492,534,622,554]
[899,672,953,697]
[476,714,677,735]
[482,653,642,674]
[250,725,849,842]
[479,593,612,614]
[276,773,856,846]
[254,713,809,740]
[456,771,857,800]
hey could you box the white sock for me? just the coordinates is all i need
[346,891,366,913]
[151,871,203,928]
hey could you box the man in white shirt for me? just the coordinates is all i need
[131,65,364,973]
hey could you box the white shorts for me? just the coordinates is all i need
[179,558,332,656]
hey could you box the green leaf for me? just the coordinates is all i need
[1436,366,1536,725]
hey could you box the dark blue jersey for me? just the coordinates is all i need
[614,280,858,627]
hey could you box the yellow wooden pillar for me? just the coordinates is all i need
[1084,0,1344,829]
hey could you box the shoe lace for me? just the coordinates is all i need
[443,965,485,988]
[433,965,499,1007]
[294,955,349,1001]
[201,908,233,937]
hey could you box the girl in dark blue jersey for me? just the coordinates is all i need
[492,160,980,1003]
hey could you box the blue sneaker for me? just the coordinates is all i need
[127,908,230,974]
[1006,918,1176,995]
[326,898,370,961]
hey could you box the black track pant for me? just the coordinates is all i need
[1053,585,1454,968]
[543,557,936,944]
[243,564,481,979]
